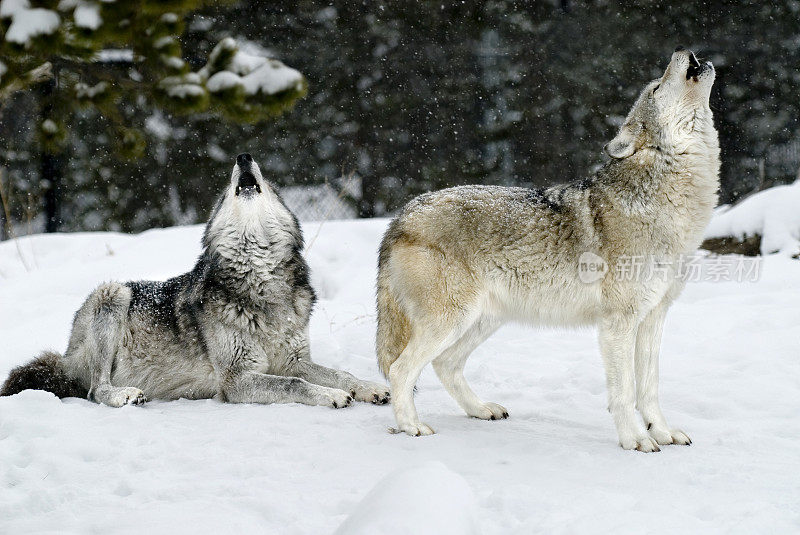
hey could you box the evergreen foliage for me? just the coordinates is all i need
[0,0,305,231]
[1,1,798,234]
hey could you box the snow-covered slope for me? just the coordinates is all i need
[1,220,798,534]
[334,461,479,535]
[704,181,800,255]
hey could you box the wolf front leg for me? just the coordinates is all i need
[281,329,390,404]
[599,312,660,452]
[431,317,506,420]
[290,359,391,404]
[206,324,351,408]
[222,371,353,408]
[635,301,691,446]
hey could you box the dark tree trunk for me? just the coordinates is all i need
[40,78,64,233]
[42,151,63,232]
[358,174,378,218]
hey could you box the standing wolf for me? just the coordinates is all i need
[376,48,719,451]
[1,153,390,409]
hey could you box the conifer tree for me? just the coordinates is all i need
[0,0,306,231]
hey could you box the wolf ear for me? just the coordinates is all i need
[604,126,637,159]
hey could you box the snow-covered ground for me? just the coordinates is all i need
[1,219,798,534]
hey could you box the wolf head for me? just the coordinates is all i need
[605,47,716,159]
[202,153,300,251]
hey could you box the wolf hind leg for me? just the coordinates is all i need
[81,283,147,407]
[635,301,691,446]
[384,241,480,436]
[388,333,443,436]
[388,321,470,437]
[432,316,506,420]
[91,385,147,407]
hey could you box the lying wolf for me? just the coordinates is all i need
[376,48,719,451]
[2,154,390,409]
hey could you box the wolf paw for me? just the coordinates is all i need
[319,388,353,409]
[620,434,661,453]
[467,402,509,420]
[648,426,692,446]
[108,387,147,408]
[389,422,435,437]
[349,381,391,404]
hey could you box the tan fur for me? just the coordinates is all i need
[376,268,412,377]
[376,49,720,450]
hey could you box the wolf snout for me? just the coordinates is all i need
[674,47,712,81]
[686,56,712,80]
[234,153,261,196]
[671,46,699,64]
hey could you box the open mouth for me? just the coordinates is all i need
[685,52,712,81]
[235,171,261,196]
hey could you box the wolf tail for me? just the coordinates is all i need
[0,351,88,399]
[376,274,412,379]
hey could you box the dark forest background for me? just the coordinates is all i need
[1,1,799,235]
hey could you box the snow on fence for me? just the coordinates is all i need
[280,183,357,222]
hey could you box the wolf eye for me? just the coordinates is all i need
[652,83,660,95]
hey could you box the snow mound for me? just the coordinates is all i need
[334,461,479,535]
[202,36,303,97]
[0,0,28,18]
[207,53,303,96]
[73,2,100,30]
[704,181,800,255]
[2,2,60,46]
[95,48,134,63]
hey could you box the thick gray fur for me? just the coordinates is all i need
[1,155,390,409]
